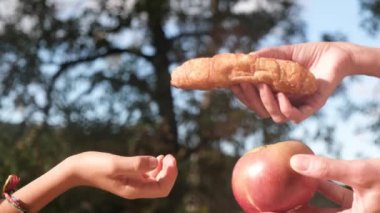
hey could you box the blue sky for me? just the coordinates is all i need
[222,0,380,159]
[297,0,380,159]
[0,0,378,159]
[301,0,380,46]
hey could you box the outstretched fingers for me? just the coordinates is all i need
[290,155,370,189]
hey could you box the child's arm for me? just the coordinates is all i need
[1,152,177,213]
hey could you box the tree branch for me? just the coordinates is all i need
[169,30,210,42]
[42,47,153,126]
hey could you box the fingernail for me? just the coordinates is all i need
[290,155,310,172]
[148,157,158,169]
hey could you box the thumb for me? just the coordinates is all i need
[251,45,294,60]
[118,156,158,173]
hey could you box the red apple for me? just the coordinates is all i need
[231,140,318,212]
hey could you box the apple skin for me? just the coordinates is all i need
[231,140,318,212]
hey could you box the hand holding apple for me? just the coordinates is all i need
[290,155,380,212]
[231,140,318,212]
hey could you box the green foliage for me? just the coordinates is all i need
[0,0,361,212]
[360,0,380,35]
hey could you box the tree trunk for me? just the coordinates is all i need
[148,8,179,154]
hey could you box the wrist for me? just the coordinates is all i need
[340,42,380,77]
[63,152,98,188]
[60,155,82,189]
[8,156,80,212]
[331,42,360,78]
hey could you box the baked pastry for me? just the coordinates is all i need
[171,53,317,96]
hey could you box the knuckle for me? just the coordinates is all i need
[314,159,330,178]
[350,162,372,187]
[107,156,120,174]
[132,158,145,171]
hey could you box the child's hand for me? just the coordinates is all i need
[67,151,178,199]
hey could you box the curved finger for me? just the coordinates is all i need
[293,205,345,213]
[240,83,269,118]
[231,84,250,106]
[277,93,314,123]
[317,181,353,208]
[337,210,352,213]
[257,84,287,123]
[156,154,177,181]
[231,84,269,118]
[146,155,164,178]
[153,154,178,196]
[126,155,177,199]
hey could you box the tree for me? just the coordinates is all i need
[360,0,380,35]
[357,0,380,144]
[0,0,336,212]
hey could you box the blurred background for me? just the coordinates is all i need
[0,0,379,212]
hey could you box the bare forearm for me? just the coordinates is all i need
[343,42,380,77]
[0,157,76,213]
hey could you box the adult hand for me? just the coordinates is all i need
[69,151,178,199]
[231,42,355,123]
[290,154,380,212]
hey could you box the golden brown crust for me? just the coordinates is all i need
[171,53,317,96]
